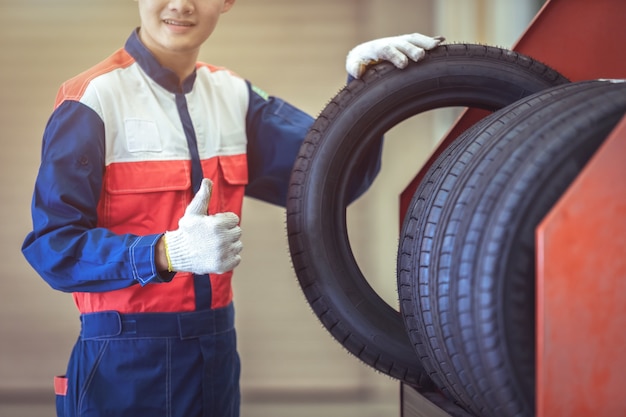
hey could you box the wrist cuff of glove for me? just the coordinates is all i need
[163,231,193,273]
[162,234,174,273]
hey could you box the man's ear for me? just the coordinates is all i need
[222,0,236,13]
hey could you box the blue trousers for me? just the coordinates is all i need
[54,304,240,417]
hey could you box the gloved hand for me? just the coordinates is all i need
[164,179,243,275]
[346,33,445,79]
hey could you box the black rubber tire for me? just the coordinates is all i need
[398,79,626,416]
[286,43,569,386]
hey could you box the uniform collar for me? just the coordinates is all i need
[124,28,196,94]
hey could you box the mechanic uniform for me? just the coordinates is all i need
[22,29,380,417]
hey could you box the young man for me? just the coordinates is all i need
[22,0,443,416]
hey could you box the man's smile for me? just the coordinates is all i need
[163,19,194,27]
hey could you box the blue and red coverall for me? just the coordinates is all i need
[22,30,380,417]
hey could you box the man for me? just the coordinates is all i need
[22,0,443,415]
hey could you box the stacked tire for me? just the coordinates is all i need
[398,79,626,417]
[286,44,626,416]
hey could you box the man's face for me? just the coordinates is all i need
[137,0,235,59]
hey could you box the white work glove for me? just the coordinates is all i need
[346,33,445,79]
[164,179,243,275]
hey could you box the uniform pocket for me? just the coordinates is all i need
[99,160,192,233]
[54,375,68,416]
[124,118,163,153]
[78,338,170,416]
[216,155,248,215]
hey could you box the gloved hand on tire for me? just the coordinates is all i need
[346,33,445,79]
[164,179,243,275]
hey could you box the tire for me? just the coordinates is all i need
[398,79,626,415]
[286,43,569,386]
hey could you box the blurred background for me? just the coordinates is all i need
[0,1,543,416]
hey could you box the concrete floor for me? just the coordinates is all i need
[0,385,402,417]
[0,385,468,417]
[0,401,399,417]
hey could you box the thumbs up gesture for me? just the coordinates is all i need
[164,179,243,275]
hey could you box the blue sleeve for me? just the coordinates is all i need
[21,101,172,293]
[244,82,315,206]
[244,81,382,207]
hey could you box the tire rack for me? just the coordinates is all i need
[400,0,626,416]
